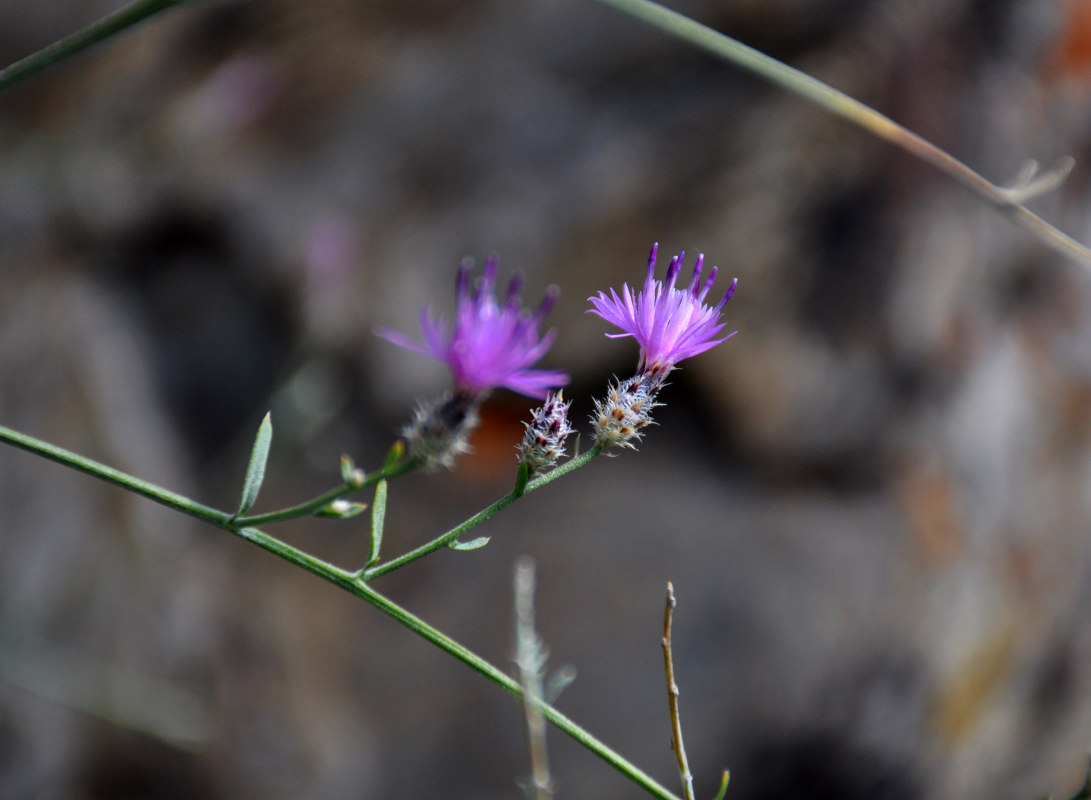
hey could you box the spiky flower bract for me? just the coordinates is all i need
[591,375,661,450]
[587,243,736,378]
[401,392,480,470]
[517,391,574,474]
[377,255,568,400]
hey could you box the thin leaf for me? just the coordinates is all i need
[340,454,356,484]
[340,454,366,488]
[711,770,730,800]
[366,479,388,567]
[235,412,272,517]
[383,440,405,471]
[448,536,490,551]
[313,500,367,519]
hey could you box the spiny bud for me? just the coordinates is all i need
[402,391,481,470]
[517,391,574,475]
[591,375,662,450]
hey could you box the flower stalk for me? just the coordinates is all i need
[360,443,603,580]
[0,421,673,798]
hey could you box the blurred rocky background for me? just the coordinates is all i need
[2,0,1091,798]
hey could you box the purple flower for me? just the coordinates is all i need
[588,243,736,375]
[377,255,569,400]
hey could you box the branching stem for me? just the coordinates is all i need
[361,444,603,580]
[663,582,695,800]
[594,0,1091,266]
[0,425,672,796]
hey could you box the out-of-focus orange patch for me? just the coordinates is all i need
[457,400,535,484]
[895,455,967,567]
[1047,0,1091,83]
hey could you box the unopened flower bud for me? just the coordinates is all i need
[402,391,481,469]
[592,375,662,450]
[517,391,574,474]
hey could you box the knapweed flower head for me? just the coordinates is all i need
[517,391,574,475]
[401,391,480,470]
[587,244,736,449]
[587,243,736,379]
[591,375,661,450]
[377,255,569,400]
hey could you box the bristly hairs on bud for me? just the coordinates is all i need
[591,373,663,451]
[402,391,481,469]
[517,391,574,475]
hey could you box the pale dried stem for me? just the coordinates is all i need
[596,0,1091,266]
[515,557,554,800]
[663,582,695,800]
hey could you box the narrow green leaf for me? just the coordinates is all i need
[448,536,490,551]
[383,440,405,471]
[313,500,367,519]
[340,458,365,489]
[366,479,388,567]
[340,454,356,484]
[711,770,730,800]
[513,461,530,497]
[236,412,272,517]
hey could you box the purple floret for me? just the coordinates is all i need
[588,243,736,375]
[377,255,568,400]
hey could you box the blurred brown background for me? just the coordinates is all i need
[3,0,1091,798]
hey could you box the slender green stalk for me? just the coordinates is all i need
[361,445,604,581]
[234,457,419,528]
[0,0,195,94]
[526,444,605,491]
[593,0,1091,266]
[0,424,674,798]
[0,424,417,530]
[346,572,682,800]
[234,483,354,526]
[361,490,520,580]
[0,424,231,527]
[229,526,680,800]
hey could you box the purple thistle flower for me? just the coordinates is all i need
[588,243,737,377]
[377,255,569,400]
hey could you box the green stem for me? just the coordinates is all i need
[526,444,605,491]
[231,525,681,799]
[593,0,1091,266]
[0,0,195,94]
[0,425,230,528]
[0,424,418,531]
[348,576,682,800]
[0,425,674,798]
[362,490,519,580]
[362,444,604,581]
[234,457,419,528]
